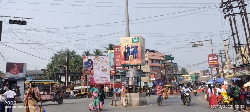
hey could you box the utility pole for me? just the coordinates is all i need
[65,51,69,88]
[220,0,244,63]
[223,39,231,65]
[125,0,130,37]
[219,51,225,78]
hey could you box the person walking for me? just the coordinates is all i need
[156,83,163,106]
[24,83,41,112]
[0,91,5,112]
[121,86,127,107]
[3,86,16,112]
[232,83,241,111]
[207,84,214,108]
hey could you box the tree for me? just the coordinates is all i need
[83,50,92,56]
[43,49,83,80]
[104,43,114,53]
[93,49,103,56]
[180,67,188,75]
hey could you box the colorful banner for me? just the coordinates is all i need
[208,54,219,67]
[114,46,121,66]
[150,67,160,80]
[120,36,145,66]
[6,62,27,78]
[82,56,110,85]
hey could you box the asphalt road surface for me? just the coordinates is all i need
[11,93,241,112]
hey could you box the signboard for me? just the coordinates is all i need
[6,62,27,78]
[150,67,160,80]
[208,54,219,67]
[83,56,110,85]
[114,46,121,66]
[150,73,155,80]
[120,36,145,66]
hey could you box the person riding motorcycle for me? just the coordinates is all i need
[181,85,191,100]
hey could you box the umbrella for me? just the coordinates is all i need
[244,81,250,87]
[207,79,214,83]
[216,78,224,83]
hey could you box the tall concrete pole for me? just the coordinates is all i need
[125,0,130,37]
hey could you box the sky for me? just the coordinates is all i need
[0,0,248,72]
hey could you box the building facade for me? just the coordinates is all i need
[141,49,165,85]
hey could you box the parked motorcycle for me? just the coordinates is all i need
[193,90,197,96]
[182,92,191,106]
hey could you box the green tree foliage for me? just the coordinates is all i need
[180,67,188,75]
[83,50,92,56]
[104,43,114,53]
[43,49,83,80]
[93,49,103,56]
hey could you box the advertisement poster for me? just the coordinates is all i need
[120,36,145,66]
[114,46,121,66]
[150,67,160,80]
[208,54,219,68]
[83,56,110,85]
[6,62,27,78]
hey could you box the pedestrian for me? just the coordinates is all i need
[24,83,41,112]
[0,91,5,112]
[207,84,214,108]
[99,86,106,105]
[105,86,109,98]
[3,86,16,112]
[156,83,163,106]
[240,85,247,112]
[232,83,241,111]
[121,86,127,107]
[210,90,218,109]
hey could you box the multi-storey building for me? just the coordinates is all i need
[141,49,165,86]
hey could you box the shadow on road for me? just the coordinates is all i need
[43,102,75,106]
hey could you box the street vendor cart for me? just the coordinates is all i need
[24,80,64,104]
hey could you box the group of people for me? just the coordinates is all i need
[206,83,250,112]
[123,44,139,61]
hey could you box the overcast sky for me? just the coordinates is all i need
[0,0,248,72]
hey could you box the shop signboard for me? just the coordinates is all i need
[120,36,145,66]
[6,62,27,78]
[114,46,121,66]
[208,54,219,68]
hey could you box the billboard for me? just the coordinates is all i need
[120,36,145,66]
[150,67,160,80]
[208,54,219,68]
[114,46,121,66]
[6,62,27,78]
[83,56,110,84]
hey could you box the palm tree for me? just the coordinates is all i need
[83,50,92,56]
[104,43,115,53]
[93,49,103,56]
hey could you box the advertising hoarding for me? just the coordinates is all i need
[120,36,145,66]
[6,62,27,78]
[114,46,121,66]
[208,54,219,68]
[83,56,110,85]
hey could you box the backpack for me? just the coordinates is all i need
[234,86,241,97]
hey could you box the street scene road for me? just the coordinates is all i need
[11,93,233,112]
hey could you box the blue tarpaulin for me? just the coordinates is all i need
[208,78,224,83]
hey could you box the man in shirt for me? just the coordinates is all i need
[105,86,109,98]
[3,86,16,112]
[216,84,226,95]
[181,85,191,100]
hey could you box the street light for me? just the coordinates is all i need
[204,39,213,53]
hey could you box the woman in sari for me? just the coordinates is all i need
[207,84,214,108]
[163,87,168,99]
[24,83,41,112]
[89,84,101,111]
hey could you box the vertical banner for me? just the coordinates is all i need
[120,36,145,66]
[208,54,219,68]
[114,46,121,66]
[6,62,27,78]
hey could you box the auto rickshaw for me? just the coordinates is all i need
[24,80,64,104]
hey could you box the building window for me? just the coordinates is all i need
[158,60,161,64]
[151,59,154,63]
[146,61,148,65]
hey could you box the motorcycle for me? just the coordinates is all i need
[193,90,197,96]
[182,91,191,106]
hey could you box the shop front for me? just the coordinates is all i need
[233,65,250,86]
[5,62,27,101]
